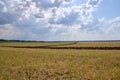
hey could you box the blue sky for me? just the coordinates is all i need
[96,0,120,20]
[0,0,120,41]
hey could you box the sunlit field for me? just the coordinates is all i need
[0,42,120,80]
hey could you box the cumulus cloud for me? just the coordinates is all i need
[107,17,120,33]
[0,24,22,39]
[33,0,74,9]
[0,0,100,26]
[0,0,120,40]
[87,0,101,7]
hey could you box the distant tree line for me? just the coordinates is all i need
[0,39,120,42]
[0,39,45,42]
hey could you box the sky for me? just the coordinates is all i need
[0,0,120,41]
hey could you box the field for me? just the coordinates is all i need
[0,42,120,80]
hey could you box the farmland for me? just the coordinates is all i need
[0,42,120,80]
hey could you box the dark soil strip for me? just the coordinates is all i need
[46,42,78,47]
[1,42,120,50]
[4,46,120,50]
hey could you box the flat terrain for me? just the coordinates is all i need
[0,42,120,80]
[1,42,120,50]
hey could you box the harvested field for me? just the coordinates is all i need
[1,42,120,50]
[0,42,120,80]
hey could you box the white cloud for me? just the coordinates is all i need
[0,0,7,12]
[0,0,120,40]
[0,24,22,39]
[107,17,120,33]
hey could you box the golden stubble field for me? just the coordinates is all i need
[0,42,120,80]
